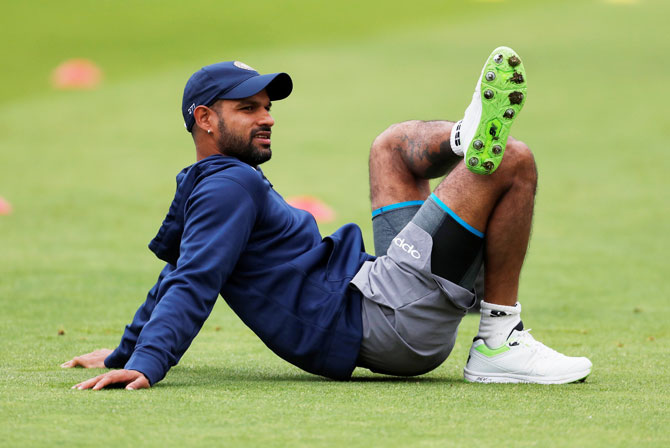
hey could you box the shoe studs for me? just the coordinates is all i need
[510,72,524,84]
[466,50,525,176]
[508,91,524,105]
[489,123,499,137]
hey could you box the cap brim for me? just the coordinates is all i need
[219,73,292,101]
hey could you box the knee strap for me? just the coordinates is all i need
[371,202,423,256]
[411,194,484,289]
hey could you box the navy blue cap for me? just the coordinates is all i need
[182,61,293,132]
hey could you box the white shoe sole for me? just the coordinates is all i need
[463,368,591,385]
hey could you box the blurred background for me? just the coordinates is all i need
[1,0,668,445]
[2,0,667,319]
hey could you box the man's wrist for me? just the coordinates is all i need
[103,347,126,368]
[124,349,166,386]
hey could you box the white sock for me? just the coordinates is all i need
[450,120,465,156]
[477,301,522,349]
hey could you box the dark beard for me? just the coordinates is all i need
[216,119,272,167]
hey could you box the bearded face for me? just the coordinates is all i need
[215,117,272,167]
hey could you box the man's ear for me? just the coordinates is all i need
[193,105,217,134]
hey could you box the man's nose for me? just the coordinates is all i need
[259,110,275,127]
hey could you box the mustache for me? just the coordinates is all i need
[251,126,272,137]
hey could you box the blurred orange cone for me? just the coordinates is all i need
[51,59,102,89]
[286,196,335,223]
[0,196,12,215]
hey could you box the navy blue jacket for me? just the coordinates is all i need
[104,155,374,385]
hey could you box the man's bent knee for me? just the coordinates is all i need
[368,122,433,210]
[502,140,538,190]
[370,120,457,180]
[370,121,420,158]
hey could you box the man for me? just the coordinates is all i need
[63,48,592,390]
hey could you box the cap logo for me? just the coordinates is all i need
[187,103,196,115]
[233,61,255,71]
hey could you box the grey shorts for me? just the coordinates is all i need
[351,220,477,376]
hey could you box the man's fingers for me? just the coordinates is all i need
[72,373,107,390]
[61,359,76,368]
[125,375,150,390]
[61,349,112,369]
[91,372,121,391]
[62,356,85,368]
[72,370,148,391]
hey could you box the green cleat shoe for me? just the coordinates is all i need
[450,46,528,175]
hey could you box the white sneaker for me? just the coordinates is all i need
[464,328,592,384]
[450,46,527,175]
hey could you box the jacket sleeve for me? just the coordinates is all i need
[122,176,259,385]
[104,263,174,368]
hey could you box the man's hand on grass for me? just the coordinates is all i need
[61,348,113,369]
[72,369,150,391]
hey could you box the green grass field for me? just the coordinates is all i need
[1,0,669,446]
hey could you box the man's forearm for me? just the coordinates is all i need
[105,263,174,367]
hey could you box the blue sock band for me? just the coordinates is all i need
[429,193,484,238]
[372,200,424,218]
